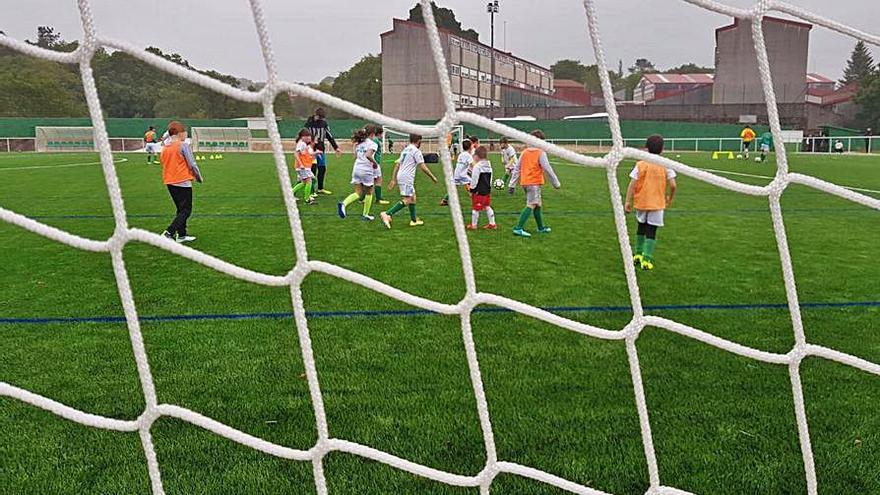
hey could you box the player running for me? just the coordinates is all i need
[338,128,379,221]
[757,131,773,163]
[740,125,756,159]
[144,126,160,164]
[380,134,438,229]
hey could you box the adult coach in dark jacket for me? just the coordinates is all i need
[304,107,341,195]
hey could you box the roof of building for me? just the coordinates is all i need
[641,73,715,85]
[806,73,834,84]
[380,18,551,71]
[820,82,860,106]
[553,79,585,88]
[716,16,813,35]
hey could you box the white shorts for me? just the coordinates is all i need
[145,143,161,154]
[636,209,664,227]
[760,144,770,153]
[351,166,375,187]
[524,185,542,205]
[374,164,382,178]
[296,168,314,181]
[398,182,416,197]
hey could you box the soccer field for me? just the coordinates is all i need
[1,150,879,494]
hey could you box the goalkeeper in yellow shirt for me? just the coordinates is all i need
[740,125,756,159]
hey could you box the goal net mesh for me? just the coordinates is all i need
[382,124,463,156]
[1,1,879,494]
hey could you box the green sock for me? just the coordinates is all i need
[442,194,449,202]
[387,201,405,216]
[533,206,545,229]
[343,192,360,207]
[502,173,509,184]
[644,238,657,260]
[635,234,646,255]
[292,182,304,197]
[375,186,383,201]
[304,182,313,199]
[408,203,417,222]
[516,207,531,230]
[363,193,374,216]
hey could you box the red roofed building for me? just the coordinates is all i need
[552,79,592,106]
[634,73,715,103]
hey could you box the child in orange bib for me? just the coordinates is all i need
[624,135,677,271]
[160,121,203,243]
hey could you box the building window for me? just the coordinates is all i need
[451,65,461,76]
[450,37,461,47]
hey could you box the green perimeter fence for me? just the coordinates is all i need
[2,117,876,153]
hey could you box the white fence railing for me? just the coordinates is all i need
[2,136,879,154]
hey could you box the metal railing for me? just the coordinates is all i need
[2,136,878,155]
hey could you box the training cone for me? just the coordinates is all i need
[209,155,215,160]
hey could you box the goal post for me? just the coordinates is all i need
[191,127,252,152]
[381,125,463,157]
[34,126,96,152]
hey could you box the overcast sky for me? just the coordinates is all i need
[3,0,875,84]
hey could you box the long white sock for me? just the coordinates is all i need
[486,206,496,225]
[471,210,480,226]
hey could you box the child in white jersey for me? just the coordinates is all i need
[500,137,518,190]
[439,140,473,207]
[380,134,438,229]
[467,146,497,230]
[337,128,379,221]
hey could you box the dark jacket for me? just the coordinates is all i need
[304,116,339,151]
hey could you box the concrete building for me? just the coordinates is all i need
[633,73,715,103]
[381,18,572,120]
[713,17,811,104]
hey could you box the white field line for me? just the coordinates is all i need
[549,160,880,195]
[0,157,129,171]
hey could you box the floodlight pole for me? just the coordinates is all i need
[487,1,499,118]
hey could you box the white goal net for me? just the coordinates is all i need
[1,1,879,495]
[382,124,463,156]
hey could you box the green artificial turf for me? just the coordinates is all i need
[1,149,878,494]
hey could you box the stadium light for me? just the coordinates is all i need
[487,1,499,116]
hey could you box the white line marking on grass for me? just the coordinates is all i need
[0,157,129,171]
[549,161,880,195]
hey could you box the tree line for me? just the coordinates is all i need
[0,26,380,120]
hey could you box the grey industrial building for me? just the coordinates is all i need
[381,18,573,120]
[713,16,811,104]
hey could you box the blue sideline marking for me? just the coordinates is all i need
[1,300,878,326]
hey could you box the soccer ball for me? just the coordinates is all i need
[755,157,762,163]
[493,179,506,190]
[736,154,743,159]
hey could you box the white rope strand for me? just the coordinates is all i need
[1,1,879,494]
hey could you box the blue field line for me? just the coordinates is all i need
[26,205,877,222]
[2,300,878,326]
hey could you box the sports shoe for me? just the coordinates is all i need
[380,211,392,229]
[537,227,552,234]
[633,254,644,267]
[640,258,655,271]
[337,201,346,219]
[176,235,196,243]
[439,198,448,206]
[162,230,176,241]
[309,194,318,201]
[306,198,316,205]
[378,199,390,205]
[466,224,477,230]
[361,214,375,221]
[484,224,497,230]
[318,189,333,195]
[409,218,425,227]
[512,228,532,238]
